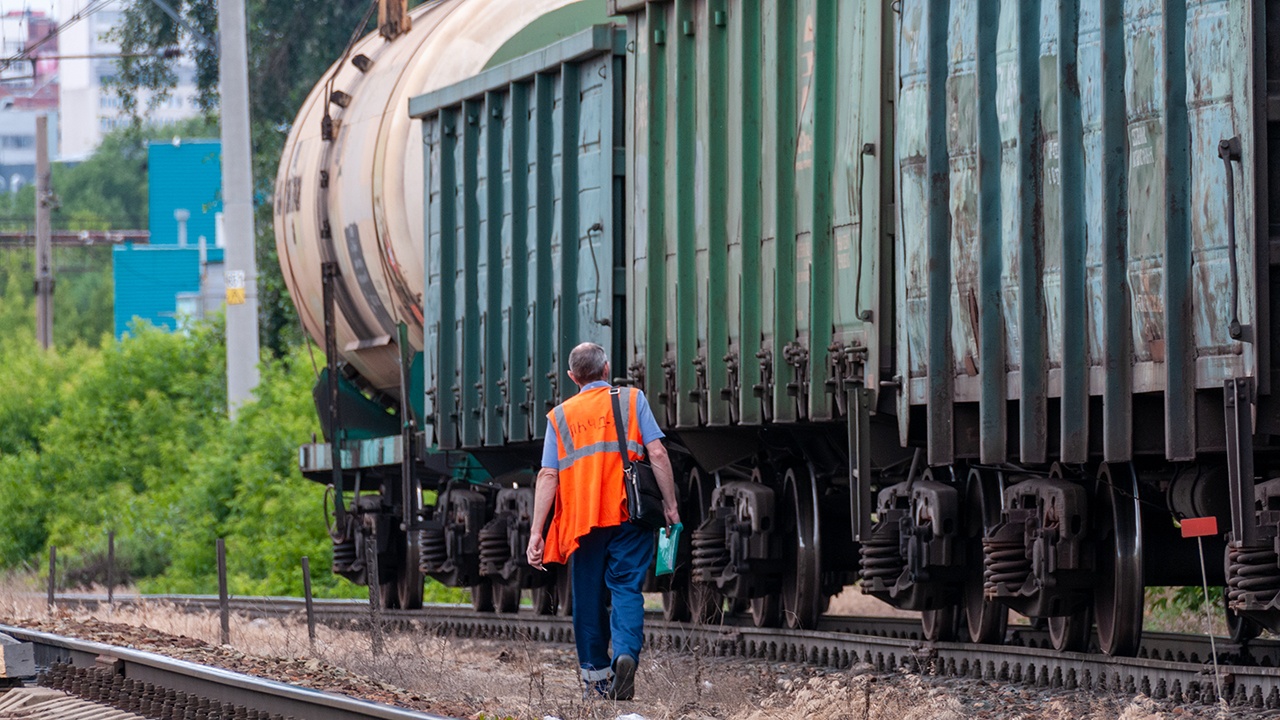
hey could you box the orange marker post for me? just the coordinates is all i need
[1181,516,1221,700]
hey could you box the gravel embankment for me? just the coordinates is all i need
[5,611,1244,720]
[0,580,1252,720]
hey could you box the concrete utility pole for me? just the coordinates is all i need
[219,0,260,415]
[34,114,53,350]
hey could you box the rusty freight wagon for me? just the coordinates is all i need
[275,0,1280,657]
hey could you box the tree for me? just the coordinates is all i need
[0,318,451,599]
[108,0,388,356]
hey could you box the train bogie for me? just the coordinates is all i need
[860,468,965,613]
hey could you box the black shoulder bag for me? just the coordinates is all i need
[610,387,664,530]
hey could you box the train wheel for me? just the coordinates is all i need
[921,606,959,642]
[662,588,690,621]
[555,561,573,617]
[378,580,398,609]
[750,594,781,628]
[1093,463,1143,656]
[395,531,424,610]
[470,578,495,613]
[963,468,1006,644]
[1048,607,1092,652]
[679,466,716,623]
[495,580,521,613]
[780,465,822,630]
[531,584,556,615]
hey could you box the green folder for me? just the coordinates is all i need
[655,522,683,577]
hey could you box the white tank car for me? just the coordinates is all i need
[274,0,606,394]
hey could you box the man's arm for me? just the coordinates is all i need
[526,466,559,569]
[645,439,681,527]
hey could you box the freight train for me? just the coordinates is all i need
[273,0,1280,656]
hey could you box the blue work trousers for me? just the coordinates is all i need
[571,522,654,681]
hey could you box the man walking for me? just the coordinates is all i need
[526,342,680,700]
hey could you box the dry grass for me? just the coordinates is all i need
[1143,588,1233,637]
[0,574,781,719]
[0,575,1234,719]
[826,585,919,619]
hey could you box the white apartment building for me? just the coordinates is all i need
[56,0,202,161]
[0,109,58,193]
[0,9,58,192]
[1,12,37,84]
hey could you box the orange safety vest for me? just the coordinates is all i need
[543,385,646,564]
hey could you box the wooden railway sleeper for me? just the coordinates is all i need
[42,662,290,720]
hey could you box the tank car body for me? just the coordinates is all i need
[275,0,612,394]
[278,0,1280,654]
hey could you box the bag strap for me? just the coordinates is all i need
[609,387,632,472]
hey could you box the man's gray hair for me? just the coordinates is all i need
[569,342,609,383]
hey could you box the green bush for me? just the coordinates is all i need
[0,322,223,579]
[142,344,354,597]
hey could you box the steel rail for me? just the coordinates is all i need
[55,593,1280,666]
[0,624,455,720]
[48,594,1280,707]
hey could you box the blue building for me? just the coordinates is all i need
[113,246,202,335]
[146,139,223,261]
[113,139,223,338]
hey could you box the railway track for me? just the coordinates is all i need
[47,594,1280,709]
[0,623,450,720]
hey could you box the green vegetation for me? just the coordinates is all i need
[1,322,302,591]
[0,3,472,603]
[0,247,114,349]
[0,322,463,601]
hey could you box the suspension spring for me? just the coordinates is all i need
[418,525,448,573]
[983,538,1031,594]
[479,515,512,575]
[691,519,729,580]
[331,534,358,573]
[858,534,904,586]
[1228,544,1280,606]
